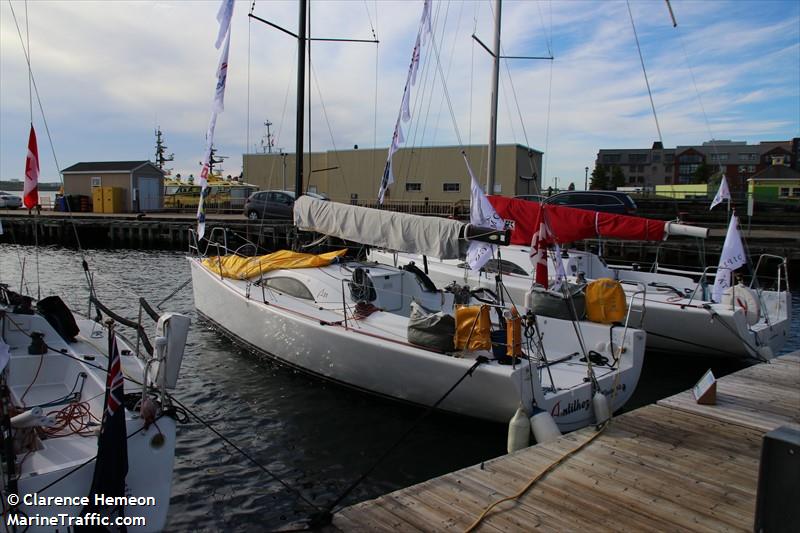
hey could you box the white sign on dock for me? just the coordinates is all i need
[693,369,717,405]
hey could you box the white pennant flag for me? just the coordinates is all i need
[378,0,431,204]
[711,214,746,303]
[465,153,503,271]
[197,0,235,240]
[710,174,730,210]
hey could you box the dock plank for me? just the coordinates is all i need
[335,352,800,531]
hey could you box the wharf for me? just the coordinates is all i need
[333,352,800,531]
[1,210,799,278]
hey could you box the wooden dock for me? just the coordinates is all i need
[333,352,800,531]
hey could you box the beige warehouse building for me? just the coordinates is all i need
[243,144,543,205]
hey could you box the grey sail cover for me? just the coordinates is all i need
[294,196,465,259]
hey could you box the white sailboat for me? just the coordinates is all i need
[1,286,189,531]
[370,196,791,360]
[190,196,645,430]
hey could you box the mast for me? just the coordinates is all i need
[486,0,502,194]
[295,0,307,198]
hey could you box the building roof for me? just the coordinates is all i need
[62,161,161,173]
[750,165,800,181]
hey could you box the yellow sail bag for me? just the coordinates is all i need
[585,278,627,324]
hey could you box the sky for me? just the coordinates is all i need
[1,0,798,192]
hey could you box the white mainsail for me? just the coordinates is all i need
[294,196,465,259]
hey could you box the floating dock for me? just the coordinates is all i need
[333,352,800,531]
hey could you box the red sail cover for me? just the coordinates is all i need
[487,196,667,245]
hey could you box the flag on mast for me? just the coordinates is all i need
[464,152,503,271]
[378,0,431,204]
[711,214,746,302]
[709,174,730,210]
[197,0,234,240]
[24,124,39,209]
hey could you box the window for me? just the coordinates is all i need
[165,186,179,195]
[738,153,757,161]
[262,277,314,300]
[738,165,748,174]
[602,154,621,164]
[652,154,661,162]
[91,176,102,187]
[710,153,729,162]
[779,187,790,197]
[481,259,528,276]
[748,165,756,173]
[665,154,675,162]
[442,183,460,192]
[792,188,800,197]
[628,153,647,163]
[406,182,422,192]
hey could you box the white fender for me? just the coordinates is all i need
[507,405,530,453]
[721,283,760,326]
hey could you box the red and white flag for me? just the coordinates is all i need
[529,206,552,286]
[24,124,39,209]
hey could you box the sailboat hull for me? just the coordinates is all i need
[190,258,645,431]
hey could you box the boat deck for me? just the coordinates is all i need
[332,351,800,531]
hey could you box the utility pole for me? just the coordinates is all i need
[585,166,589,190]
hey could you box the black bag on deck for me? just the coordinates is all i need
[37,295,80,342]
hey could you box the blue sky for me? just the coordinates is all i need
[1,0,798,192]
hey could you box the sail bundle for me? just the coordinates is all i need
[377,0,432,204]
[197,0,235,239]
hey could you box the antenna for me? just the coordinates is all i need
[154,126,174,174]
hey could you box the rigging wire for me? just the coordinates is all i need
[626,0,663,146]
[428,0,466,148]
[308,61,350,193]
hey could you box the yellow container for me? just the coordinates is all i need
[102,187,124,213]
[92,187,104,213]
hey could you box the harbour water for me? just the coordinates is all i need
[1,245,797,531]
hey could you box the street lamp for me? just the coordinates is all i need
[585,166,589,190]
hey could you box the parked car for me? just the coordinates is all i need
[513,194,546,203]
[0,191,22,209]
[544,191,637,214]
[244,190,329,220]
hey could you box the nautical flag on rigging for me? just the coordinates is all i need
[711,214,746,303]
[78,329,129,531]
[710,174,730,210]
[24,124,39,210]
[529,206,552,287]
[377,0,431,204]
[197,0,235,240]
[464,153,503,271]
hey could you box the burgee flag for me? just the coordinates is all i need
[711,214,746,302]
[464,152,503,271]
[24,124,39,209]
[710,174,730,210]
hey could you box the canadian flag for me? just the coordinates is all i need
[529,206,552,286]
[24,124,39,209]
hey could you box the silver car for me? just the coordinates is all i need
[0,191,22,209]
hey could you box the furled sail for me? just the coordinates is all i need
[488,196,707,245]
[294,196,465,259]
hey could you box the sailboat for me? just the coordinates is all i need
[371,196,792,360]
[1,285,189,531]
[190,196,645,429]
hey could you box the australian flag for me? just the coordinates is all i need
[77,330,128,531]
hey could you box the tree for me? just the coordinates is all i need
[567,182,576,191]
[610,166,626,189]
[693,162,715,184]
[589,165,609,190]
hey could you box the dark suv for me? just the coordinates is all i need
[544,191,637,214]
[244,190,328,220]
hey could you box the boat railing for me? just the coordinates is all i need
[189,227,230,257]
[685,266,719,305]
[749,253,790,325]
[624,283,647,330]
